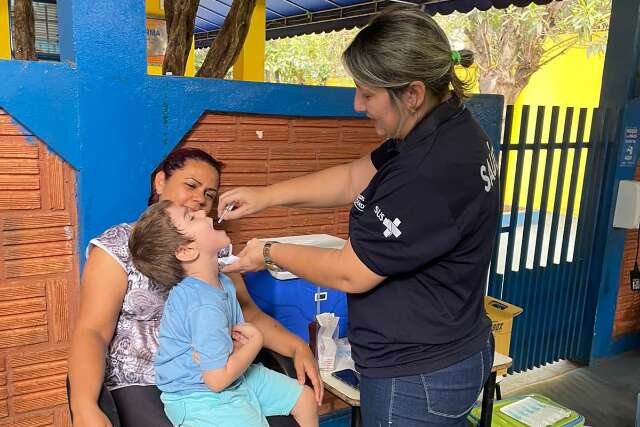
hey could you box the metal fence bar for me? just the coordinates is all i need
[528,106,560,369]
[503,106,533,370]
[502,106,530,311]
[512,106,545,369]
[538,107,567,361]
[574,108,620,358]
[557,108,587,360]
[545,107,573,363]
[488,105,515,298]
[560,108,587,262]
[567,108,604,358]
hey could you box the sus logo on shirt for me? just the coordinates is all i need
[375,205,402,238]
[480,140,499,192]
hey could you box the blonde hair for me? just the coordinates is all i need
[129,200,193,288]
[342,4,474,134]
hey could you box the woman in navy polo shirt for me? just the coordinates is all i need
[220,4,499,426]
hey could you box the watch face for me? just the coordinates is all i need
[263,242,284,272]
[263,242,272,263]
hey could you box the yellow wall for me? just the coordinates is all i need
[0,0,11,59]
[145,0,195,76]
[146,0,164,16]
[501,37,605,215]
[147,41,195,77]
[233,0,265,82]
[516,38,605,108]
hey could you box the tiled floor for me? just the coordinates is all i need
[501,351,640,427]
[320,351,640,426]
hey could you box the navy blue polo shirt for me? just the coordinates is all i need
[348,96,498,378]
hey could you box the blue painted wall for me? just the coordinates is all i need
[589,0,640,360]
[0,0,502,266]
[591,100,640,359]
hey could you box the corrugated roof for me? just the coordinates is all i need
[194,0,560,48]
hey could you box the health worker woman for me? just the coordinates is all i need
[219,5,499,426]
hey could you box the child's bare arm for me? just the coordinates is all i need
[202,323,263,392]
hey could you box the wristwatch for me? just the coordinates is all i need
[263,241,282,272]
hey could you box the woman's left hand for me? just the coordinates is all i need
[222,238,266,274]
[293,343,324,405]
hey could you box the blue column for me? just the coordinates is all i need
[599,0,640,108]
[588,0,640,360]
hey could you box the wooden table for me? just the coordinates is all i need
[321,370,361,427]
[321,351,512,427]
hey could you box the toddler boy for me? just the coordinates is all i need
[129,200,318,427]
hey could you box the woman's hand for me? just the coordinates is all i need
[217,187,272,221]
[292,343,324,405]
[222,239,267,274]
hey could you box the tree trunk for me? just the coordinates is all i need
[162,0,199,76]
[477,68,530,105]
[197,0,257,78]
[12,0,36,60]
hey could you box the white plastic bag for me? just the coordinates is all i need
[316,313,339,372]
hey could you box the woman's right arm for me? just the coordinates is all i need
[68,247,127,426]
[218,154,377,220]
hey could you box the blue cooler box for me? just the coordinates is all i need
[244,269,348,342]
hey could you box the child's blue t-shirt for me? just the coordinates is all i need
[154,274,245,394]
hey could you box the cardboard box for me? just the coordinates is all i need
[485,296,523,374]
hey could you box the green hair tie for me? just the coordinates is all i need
[451,50,461,65]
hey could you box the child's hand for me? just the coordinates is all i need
[232,329,248,345]
[232,323,263,345]
[232,329,248,353]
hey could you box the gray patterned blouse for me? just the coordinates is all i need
[88,223,169,391]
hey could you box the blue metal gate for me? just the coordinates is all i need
[488,105,620,372]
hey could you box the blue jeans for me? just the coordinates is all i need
[359,337,493,426]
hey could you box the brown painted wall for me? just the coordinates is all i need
[182,113,382,250]
[0,109,78,426]
[613,161,640,336]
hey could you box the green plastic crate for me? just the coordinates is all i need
[467,394,585,427]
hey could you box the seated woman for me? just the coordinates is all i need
[67,148,322,427]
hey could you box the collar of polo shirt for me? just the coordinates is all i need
[397,94,465,154]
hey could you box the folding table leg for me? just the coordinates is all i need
[351,406,361,427]
[479,371,497,427]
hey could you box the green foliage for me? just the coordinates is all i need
[195,48,206,70]
[559,0,611,55]
[194,0,610,100]
[264,29,358,85]
[194,29,356,84]
[435,0,611,102]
